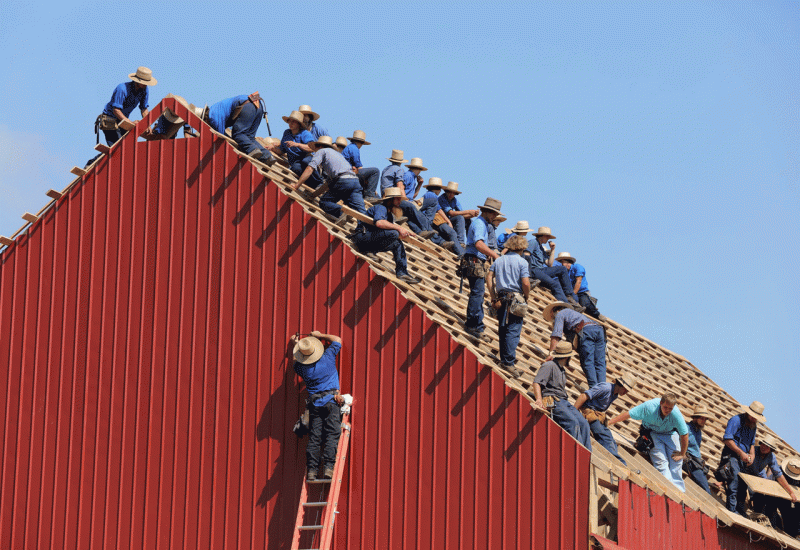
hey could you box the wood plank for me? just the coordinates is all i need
[117,119,135,131]
[0,236,14,247]
[740,472,795,501]
[22,212,39,224]
[46,189,64,200]
[94,143,111,154]
[70,166,87,177]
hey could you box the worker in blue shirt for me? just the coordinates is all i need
[204,92,275,164]
[148,109,193,140]
[683,405,713,493]
[543,302,606,389]
[418,178,461,256]
[268,110,322,187]
[608,394,690,491]
[402,158,427,199]
[746,436,798,522]
[341,130,380,202]
[291,330,346,480]
[438,181,480,247]
[720,401,766,514]
[574,373,637,464]
[527,227,583,311]
[375,151,439,241]
[488,215,505,252]
[555,252,604,321]
[463,198,502,342]
[298,105,329,139]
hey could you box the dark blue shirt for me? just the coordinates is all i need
[583,382,618,412]
[280,128,315,165]
[309,123,329,139]
[687,421,703,459]
[380,164,405,196]
[402,171,420,198]
[723,413,757,454]
[359,203,396,233]
[207,95,249,134]
[438,194,462,215]
[465,216,490,260]
[341,143,363,168]
[293,341,341,407]
[746,449,783,480]
[526,238,548,270]
[419,191,441,224]
[102,82,149,118]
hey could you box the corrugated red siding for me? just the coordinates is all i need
[617,481,773,550]
[0,98,590,549]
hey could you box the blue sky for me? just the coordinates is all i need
[1,1,798,448]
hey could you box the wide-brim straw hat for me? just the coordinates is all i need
[478,197,502,215]
[782,457,800,482]
[424,177,443,190]
[313,135,334,148]
[543,301,571,322]
[162,109,184,125]
[298,105,320,121]
[293,336,324,364]
[129,66,157,86]
[405,157,428,171]
[616,372,638,391]
[759,435,779,452]
[742,400,766,423]
[556,251,576,264]
[348,130,371,145]
[511,220,531,233]
[334,136,348,150]
[379,187,404,202]
[552,340,573,358]
[386,149,407,163]
[533,226,556,238]
[443,181,462,194]
[690,405,712,419]
[282,110,305,125]
[189,103,209,121]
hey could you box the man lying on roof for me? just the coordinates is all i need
[200,92,276,165]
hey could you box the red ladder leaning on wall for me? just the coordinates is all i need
[291,410,353,550]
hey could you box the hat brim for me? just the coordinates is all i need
[386,157,408,163]
[479,205,503,215]
[691,411,712,419]
[293,337,325,364]
[405,164,428,171]
[534,232,555,238]
[314,142,334,148]
[512,228,531,234]
[349,138,371,145]
[300,111,320,121]
[781,458,800,481]
[557,256,576,264]
[424,184,443,190]
[130,74,157,86]
[283,115,304,124]
[742,405,766,423]
[443,188,462,195]
[543,301,571,322]
[759,439,778,452]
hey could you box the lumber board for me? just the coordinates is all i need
[22,212,39,224]
[0,236,14,247]
[70,166,87,177]
[94,143,111,154]
[739,472,795,501]
[46,189,64,200]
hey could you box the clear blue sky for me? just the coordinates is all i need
[1,1,798,448]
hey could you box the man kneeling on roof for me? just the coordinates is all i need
[574,372,637,465]
[200,92,276,165]
[290,331,345,481]
[351,187,421,284]
[608,393,689,491]
[745,435,798,524]
[293,136,367,221]
[683,405,714,494]
[544,301,607,389]
[532,341,592,450]
[487,235,531,378]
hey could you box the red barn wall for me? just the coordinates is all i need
[0,99,590,549]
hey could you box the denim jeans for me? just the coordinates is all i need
[723,453,747,514]
[589,420,626,464]
[319,177,366,219]
[449,214,466,245]
[434,223,464,256]
[291,157,323,189]
[577,325,606,388]
[531,265,575,302]
[357,167,380,197]
[685,458,711,493]
[551,399,592,450]
[306,401,342,472]
[465,275,486,333]
[578,292,601,318]
[86,126,126,167]
[649,431,685,491]
[498,303,523,366]
[231,100,275,162]
[401,201,445,245]
[352,228,409,276]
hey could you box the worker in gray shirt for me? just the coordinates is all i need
[544,301,607,389]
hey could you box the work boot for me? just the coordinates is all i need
[398,273,421,284]
[441,241,457,252]
[364,194,381,203]
[418,230,436,240]
[567,296,585,313]
[466,329,491,344]
[307,468,317,481]
[596,314,607,322]
[364,252,379,260]
[323,467,334,480]
[530,279,541,289]
[502,363,523,378]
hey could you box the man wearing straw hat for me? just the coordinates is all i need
[298,105,329,139]
[497,220,531,250]
[438,182,480,247]
[402,157,428,200]
[608,393,690,491]
[350,187,421,284]
[573,372,637,464]
[487,234,531,377]
[683,405,713,493]
[290,330,345,481]
[555,252,604,321]
[377,150,438,240]
[268,110,320,185]
[543,301,607,389]
[205,92,276,164]
[463,198,503,342]
[333,136,349,152]
[745,435,798,523]
[720,400,765,514]
[341,131,381,201]
[777,457,800,537]
[418,177,461,255]
[531,341,592,450]
[527,227,584,311]
[293,136,367,220]
[487,214,506,253]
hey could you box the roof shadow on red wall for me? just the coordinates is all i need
[255,199,293,248]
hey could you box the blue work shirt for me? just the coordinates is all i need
[487,224,498,250]
[527,238,549,269]
[746,449,784,480]
[308,123,329,139]
[687,421,704,459]
[419,191,442,224]
[583,382,619,412]
[342,143,363,168]
[438,194,462,215]
[358,203,396,233]
[723,413,757,454]
[489,253,529,293]
[307,147,356,182]
[629,398,689,436]
[551,308,593,339]
[102,82,149,118]
[380,164,405,196]
[280,128,315,165]
[568,263,590,294]
[497,232,511,249]
[402,171,421,198]
[207,95,249,134]
[293,341,341,407]
[465,216,490,260]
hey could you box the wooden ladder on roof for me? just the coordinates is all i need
[291,410,352,550]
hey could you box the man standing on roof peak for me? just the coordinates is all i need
[203,92,276,165]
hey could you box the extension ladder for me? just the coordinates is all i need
[291,411,352,550]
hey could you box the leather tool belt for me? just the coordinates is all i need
[581,408,607,425]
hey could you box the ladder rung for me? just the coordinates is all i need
[297,525,323,531]
[306,479,332,484]
[302,501,328,507]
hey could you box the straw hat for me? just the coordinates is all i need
[386,149,407,163]
[129,66,157,86]
[282,110,305,125]
[313,136,334,148]
[424,177,443,190]
[443,181,462,195]
[533,226,556,238]
[551,340,573,358]
[334,136,348,150]
[162,109,184,125]
[405,158,428,171]
[781,457,800,482]
[298,105,320,121]
[379,187,404,202]
[478,198,502,214]
[759,435,779,452]
[616,372,638,391]
[690,405,712,419]
[510,220,531,234]
[543,301,571,322]
[189,103,209,121]
[348,130,371,145]
[293,336,324,364]
[742,400,766,423]
[556,251,576,264]
[494,215,507,223]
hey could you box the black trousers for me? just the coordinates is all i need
[306,401,342,471]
